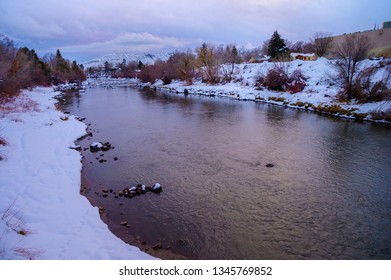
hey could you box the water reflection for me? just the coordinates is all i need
[61,87,391,259]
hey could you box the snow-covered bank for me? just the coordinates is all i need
[0,87,154,260]
[149,58,391,125]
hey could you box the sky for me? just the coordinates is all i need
[1,0,390,62]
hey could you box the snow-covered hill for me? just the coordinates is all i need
[82,52,171,68]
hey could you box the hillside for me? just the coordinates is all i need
[150,58,391,124]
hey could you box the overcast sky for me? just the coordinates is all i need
[1,0,390,61]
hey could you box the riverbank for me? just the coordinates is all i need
[145,58,391,125]
[0,87,155,259]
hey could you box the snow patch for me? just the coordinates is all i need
[0,87,155,260]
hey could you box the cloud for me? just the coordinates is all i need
[60,32,189,55]
[1,0,390,60]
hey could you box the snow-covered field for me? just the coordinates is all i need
[0,87,154,260]
[152,58,391,124]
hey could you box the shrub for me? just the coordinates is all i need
[351,64,391,103]
[370,109,391,122]
[264,66,289,91]
[263,64,307,92]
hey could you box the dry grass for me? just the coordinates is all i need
[0,94,40,119]
[13,247,43,260]
[0,133,6,161]
[1,198,28,235]
[0,199,42,259]
[0,136,6,146]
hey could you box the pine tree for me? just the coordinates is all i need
[267,31,288,59]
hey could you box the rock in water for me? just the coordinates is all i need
[101,142,111,151]
[90,142,103,152]
[266,163,274,168]
[151,183,162,193]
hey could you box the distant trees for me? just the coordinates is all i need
[289,41,314,53]
[267,31,289,59]
[0,34,85,98]
[138,50,196,85]
[310,32,333,57]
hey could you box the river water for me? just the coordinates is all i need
[60,86,391,259]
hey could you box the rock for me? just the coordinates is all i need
[266,163,274,168]
[129,186,137,192]
[102,194,108,198]
[152,243,163,250]
[114,157,119,161]
[69,144,82,151]
[102,189,109,193]
[99,159,107,163]
[151,183,162,193]
[98,207,105,214]
[141,241,147,245]
[90,142,103,152]
[141,185,147,194]
[75,116,86,122]
[120,221,128,226]
[101,142,111,151]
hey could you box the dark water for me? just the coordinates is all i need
[61,86,391,259]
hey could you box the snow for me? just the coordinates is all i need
[0,87,155,260]
[90,142,103,149]
[82,52,171,68]
[151,58,391,123]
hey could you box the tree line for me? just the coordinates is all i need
[134,30,389,103]
[132,31,335,85]
[0,34,86,98]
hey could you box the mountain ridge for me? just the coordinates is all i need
[81,52,171,68]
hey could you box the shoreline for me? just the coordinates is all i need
[143,84,391,126]
[79,162,187,260]
[0,87,155,260]
[130,57,391,126]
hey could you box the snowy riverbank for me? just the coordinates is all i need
[148,58,391,125]
[0,87,154,260]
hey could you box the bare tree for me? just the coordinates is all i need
[196,43,220,84]
[177,50,196,85]
[332,34,371,100]
[221,44,240,82]
[310,32,333,57]
[289,41,315,54]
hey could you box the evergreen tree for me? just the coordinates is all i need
[137,60,144,69]
[267,31,288,59]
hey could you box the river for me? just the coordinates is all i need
[60,86,391,259]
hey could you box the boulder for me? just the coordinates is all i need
[102,142,111,151]
[151,183,162,193]
[152,243,163,250]
[90,142,103,152]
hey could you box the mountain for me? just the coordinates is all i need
[81,52,171,68]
